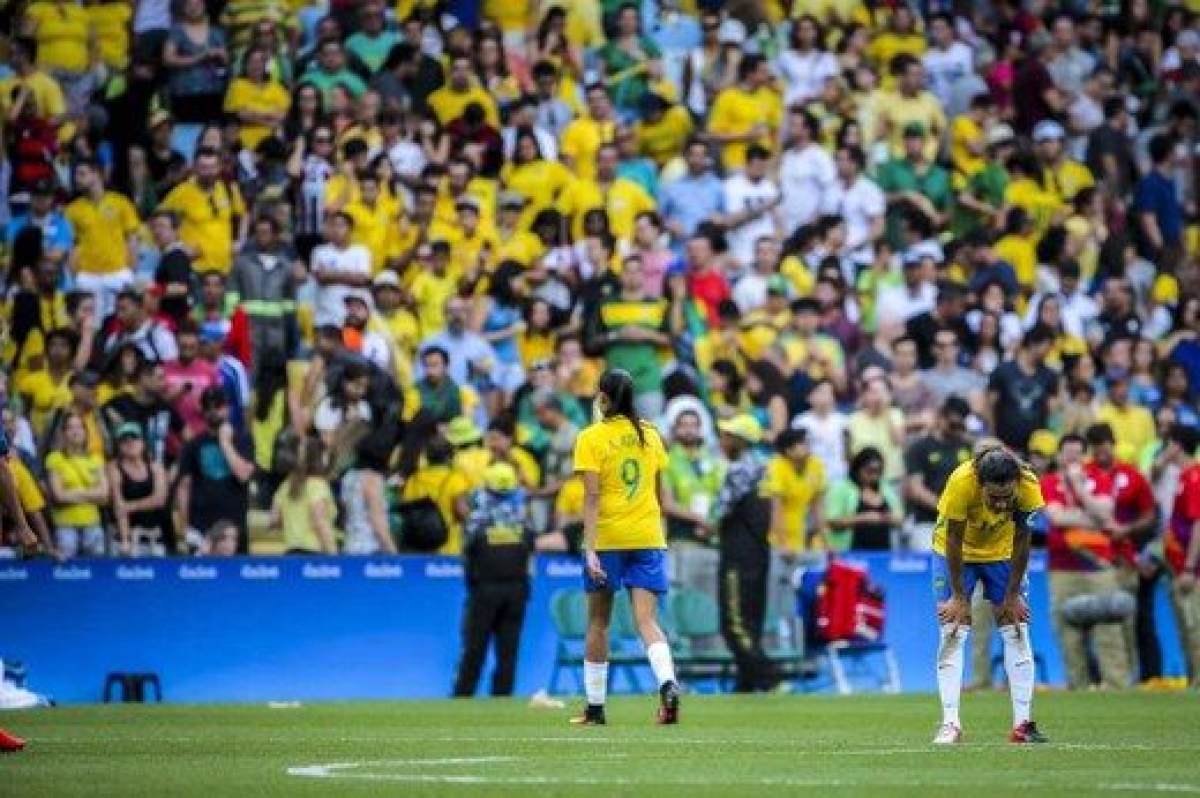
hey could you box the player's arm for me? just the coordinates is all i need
[580,469,606,581]
[943,518,967,600]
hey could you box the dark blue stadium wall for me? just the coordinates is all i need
[0,554,1186,704]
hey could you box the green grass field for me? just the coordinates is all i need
[4,692,1198,795]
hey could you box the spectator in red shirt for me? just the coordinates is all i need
[684,227,731,328]
[1086,422,1163,683]
[1041,433,1130,689]
[1163,423,1200,688]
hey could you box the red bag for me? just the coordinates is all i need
[815,560,886,643]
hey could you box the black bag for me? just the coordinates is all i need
[396,498,448,552]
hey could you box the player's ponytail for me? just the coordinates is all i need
[597,369,646,448]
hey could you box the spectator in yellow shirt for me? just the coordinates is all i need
[158,148,249,273]
[428,53,500,129]
[1096,373,1156,464]
[64,160,141,320]
[634,92,694,169]
[706,54,782,172]
[343,172,401,274]
[22,0,91,76]
[876,54,945,162]
[866,5,926,83]
[0,37,67,123]
[223,47,291,151]
[1032,119,1095,204]
[561,143,656,243]
[560,82,618,182]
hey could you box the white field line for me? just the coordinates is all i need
[284,760,1200,791]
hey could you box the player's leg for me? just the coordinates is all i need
[489,583,528,697]
[983,563,1047,743]
[453,584,500,697]
[931,554,979,744]
[573,555,619,724]
[626,550,680,723]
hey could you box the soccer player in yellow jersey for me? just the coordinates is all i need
[931,446,1050,746]
[0,423,39,752]
[571,370,680,726]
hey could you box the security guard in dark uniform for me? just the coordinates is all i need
[714,414,778,693]
[453,462,535,697]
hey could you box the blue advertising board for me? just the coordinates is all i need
[0,553,1185,704]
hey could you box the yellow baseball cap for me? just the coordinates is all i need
[484,462,519,493]
[717,414,764,445]
[1152,274,1179,305]
[1027,430,1059,458]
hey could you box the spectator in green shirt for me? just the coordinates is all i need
[877,121,951,251]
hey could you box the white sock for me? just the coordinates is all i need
[936,624,969,725]
[583,660,608,706]
[1000,623,1034,726]
[645,641,677,688]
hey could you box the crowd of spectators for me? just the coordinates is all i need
[0,0,1199,682]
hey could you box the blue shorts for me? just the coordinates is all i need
[931,553,1028,606]
[584,549,669,595]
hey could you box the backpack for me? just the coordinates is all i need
[395,473,451,552]
[801,559,887,645]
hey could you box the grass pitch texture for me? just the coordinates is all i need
[4,692,1198,795]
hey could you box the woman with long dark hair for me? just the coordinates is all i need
[571,369,680,726]
[824,446,901,552]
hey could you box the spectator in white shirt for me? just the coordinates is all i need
[776,15,840,106]
[721,145,781,268]
[311,211,371,327]
[876,252,937,328]
[923,13,974,109]
[732,237,782,314]
[832,144,886,268]
[779,108,839,238]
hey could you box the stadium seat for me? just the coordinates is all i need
[546,589,647,696]
[103,672,163,703]
[665,588,736,691]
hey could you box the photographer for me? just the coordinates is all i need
[176,387,255,553]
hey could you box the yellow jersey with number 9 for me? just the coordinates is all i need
[933,461,1044,562]
[572,417,668,551]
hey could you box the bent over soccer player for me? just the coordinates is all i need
[931,445,1049,745]
[0,423,38,753]
[571,369,681,725]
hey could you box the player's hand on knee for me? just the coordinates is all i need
[997,595,1031,625]
[937,596,970,625]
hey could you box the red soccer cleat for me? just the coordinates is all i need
[657,680,680,725]
[0,727,26,752]
[1010,720,1049,744]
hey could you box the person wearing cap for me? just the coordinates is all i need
[158,148,249,274]
[1032,118,1095,205]
[453,460,535,699]
[108,421,173,557]
[876,54,946,163]
[44,409,109,559]
[712,412,778,693]
[445,415,489,484]
[1040,433,1131,690]
[229,214,299,380]
[370,270,419,382]
[706,53,782,173]
[62,159,141,322]
[876,116,951,251]
[176,385,256,553]
[197,318,252,434]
